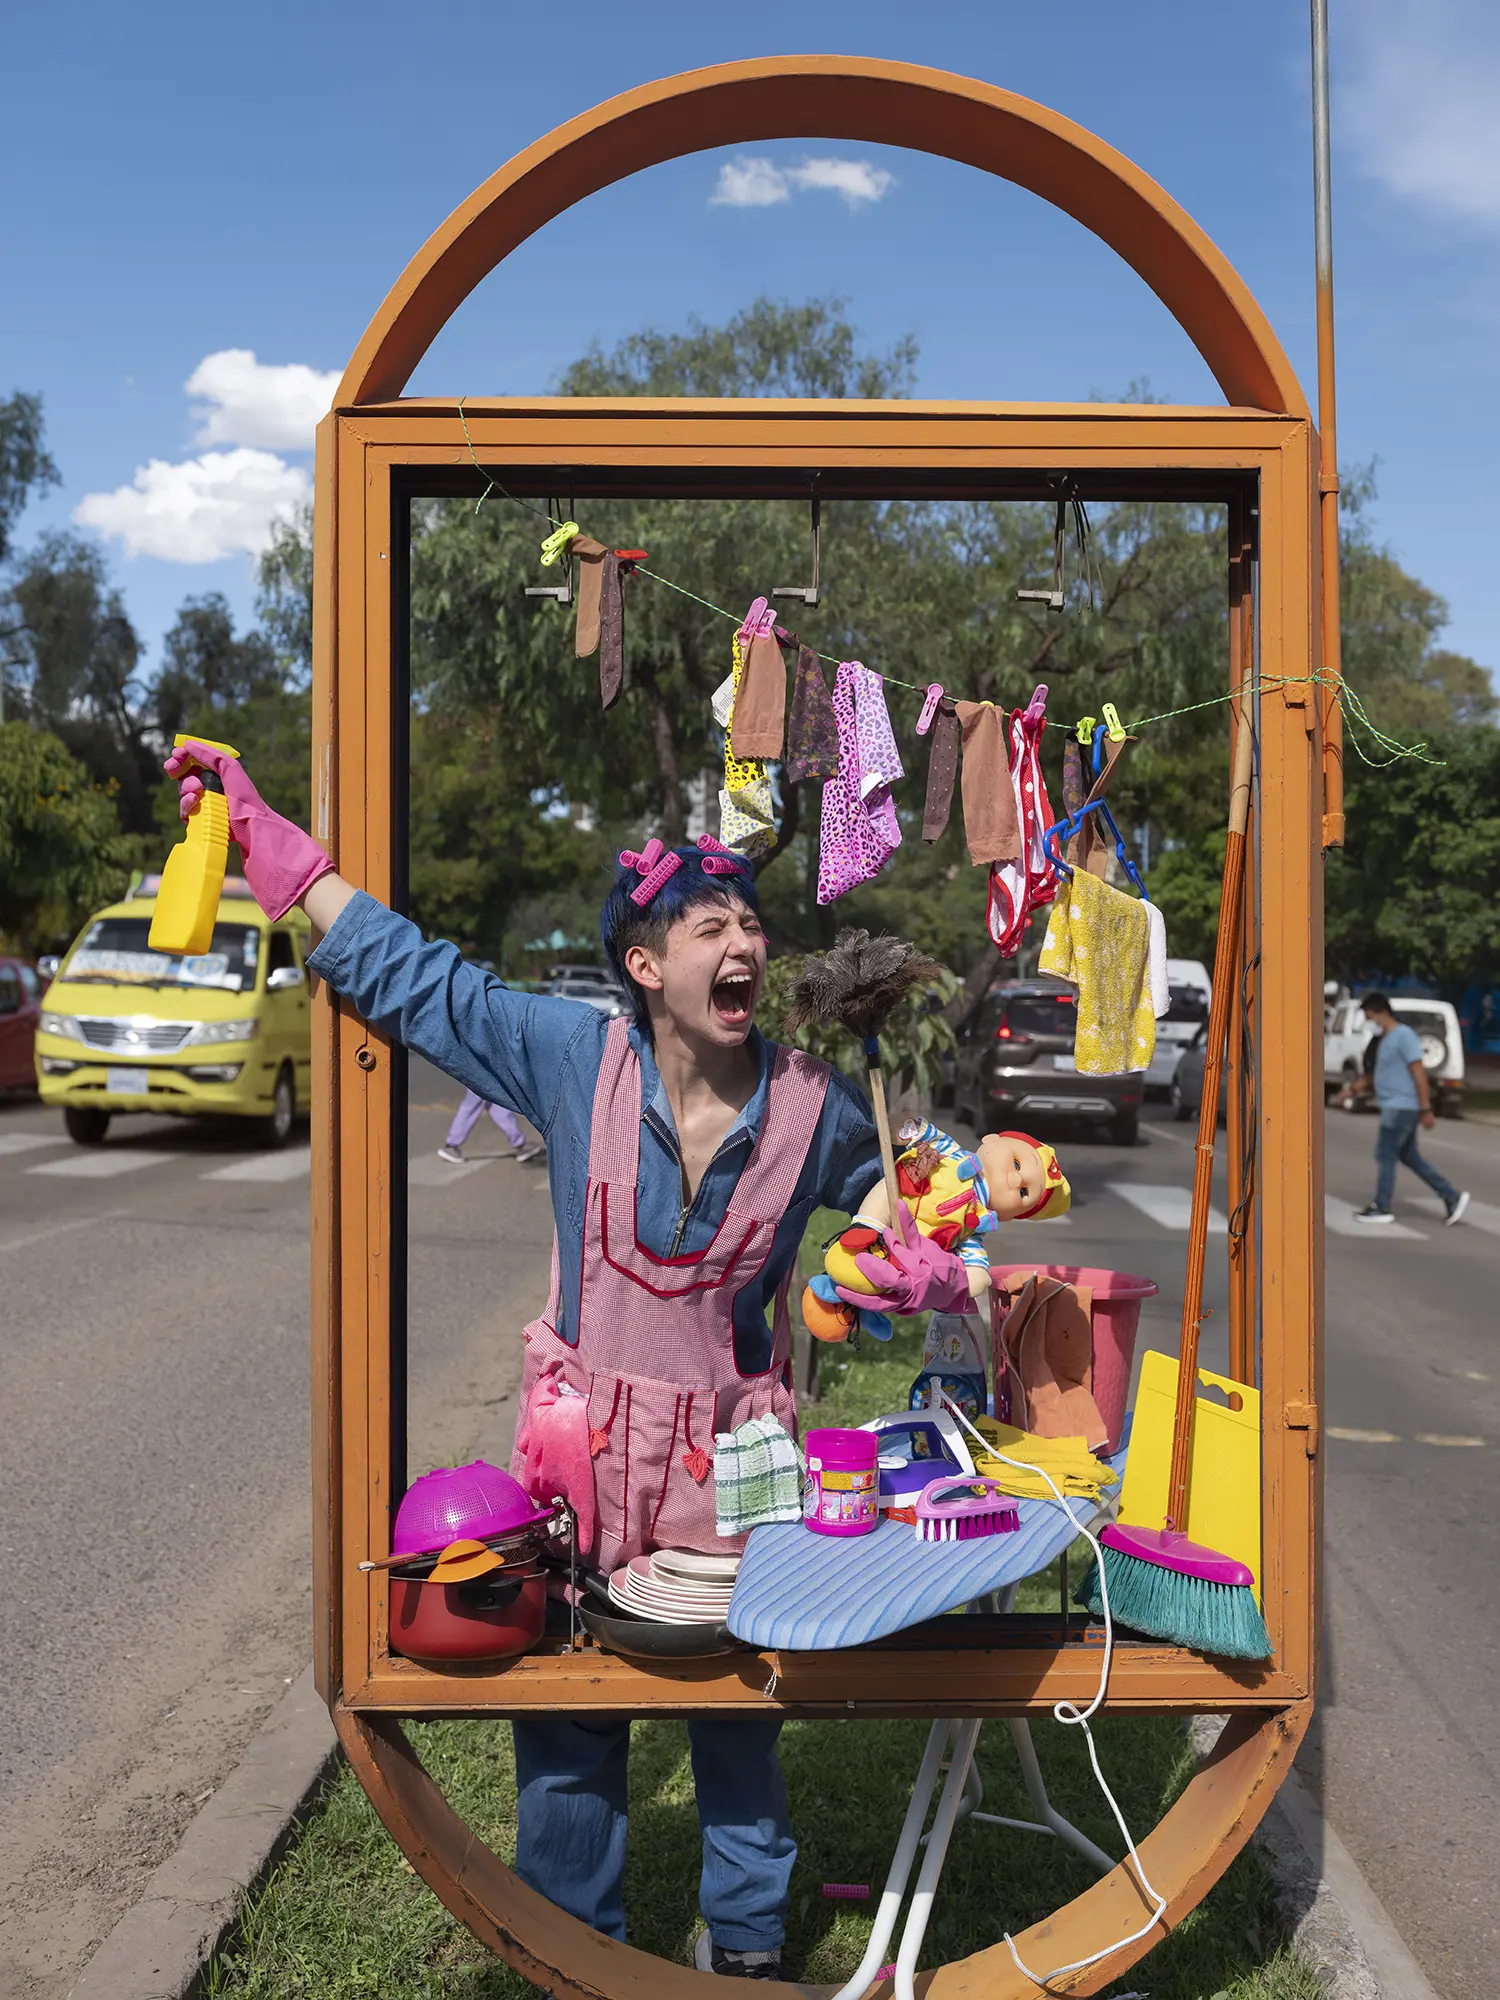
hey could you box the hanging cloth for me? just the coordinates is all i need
[1038,868,1156,1074]
[987,700,1058,956]
[785,646,840,781]
[921,697,961,843]
[572,535,609,658]
[596,553,626,711]
[817,663,903,904]
[719,632,776,856]
[729,599,787,761]
[1068,733,1132,879]
[952,701,1021,866]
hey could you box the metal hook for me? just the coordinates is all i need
[773,491,821,608]
[1016,498,1067,610]
[524,497,576,603]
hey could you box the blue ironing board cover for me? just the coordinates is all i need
[727,1438,1128,1651]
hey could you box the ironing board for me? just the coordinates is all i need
[726,1439,1127,1648]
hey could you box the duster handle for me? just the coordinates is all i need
[863,1037,906,1245]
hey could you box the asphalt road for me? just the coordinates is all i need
[1,1071,1494,1996]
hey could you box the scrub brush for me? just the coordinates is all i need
[914,1475,1020,1542]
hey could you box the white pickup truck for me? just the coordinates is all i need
[1323,994,1466,1115]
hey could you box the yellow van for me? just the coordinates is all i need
[35,876,311,1147]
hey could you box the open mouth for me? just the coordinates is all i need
[710,973,755,1025]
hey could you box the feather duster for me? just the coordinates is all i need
[783,929,945,1233]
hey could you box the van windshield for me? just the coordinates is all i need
[63,917,261,992]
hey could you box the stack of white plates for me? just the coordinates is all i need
[606,1549,741,1624]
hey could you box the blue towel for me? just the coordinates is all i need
[727,1439,1127,1650]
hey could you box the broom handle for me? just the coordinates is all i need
[1165,687,1255,1531]
[864,1039,906,1245]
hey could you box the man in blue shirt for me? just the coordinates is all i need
[1352,994,1468,1225]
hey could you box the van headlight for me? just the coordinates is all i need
[40,1011,80,1041]
[191,1019,260,1046]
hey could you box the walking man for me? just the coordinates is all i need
[1352,993,1468,1225]
[439,1089,544,1165]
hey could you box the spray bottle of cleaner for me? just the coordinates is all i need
[148,734,241,956]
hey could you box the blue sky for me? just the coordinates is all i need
[5,0,1498,681]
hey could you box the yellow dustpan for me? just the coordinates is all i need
[1116,1350,1262,1605]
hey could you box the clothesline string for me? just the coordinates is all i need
[452,399,1438,769]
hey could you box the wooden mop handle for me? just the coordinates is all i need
[1165,690,1255,1530]
[863,1039,906,1246]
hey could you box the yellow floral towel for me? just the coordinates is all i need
[970,1417,1115,1503]
[1038,866,1156,1075]
[720,634,776,856]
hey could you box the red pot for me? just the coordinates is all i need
[388,1567,547,1665]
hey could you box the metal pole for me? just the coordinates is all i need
[1312,0,1345,847]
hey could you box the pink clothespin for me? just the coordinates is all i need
[737,595,776,642]
[1023,683,1049,725]
[916,683,945,735]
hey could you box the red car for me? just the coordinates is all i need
[0,956,44,1091]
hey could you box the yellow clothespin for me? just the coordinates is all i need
[1075,715,1096,745]
[540,521,580,567]
[1102,702,1126,741]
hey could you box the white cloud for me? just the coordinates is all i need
[711,155,895,210]
[187,348,339,449]
[74,449,310,563]
[1340,0,1500,226]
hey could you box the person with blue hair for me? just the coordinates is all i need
[161,740,973,1981]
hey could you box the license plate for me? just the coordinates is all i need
[1052,1053,1077,1072]
[107,1066,150,1096]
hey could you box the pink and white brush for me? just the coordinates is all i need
[914,1475,1020,1542]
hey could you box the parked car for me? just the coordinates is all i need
[1323,995,1464,1114]
[545,964,613,987]
[951,980,1142,1145]
[0,957,44,1092]
[1141,958,1212,1098]
[1169,1022,1227,1123]
[35,876,311,1146]
[546,978,630,1018]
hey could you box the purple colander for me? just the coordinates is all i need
[392,1460,553,1558]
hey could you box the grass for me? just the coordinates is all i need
[205,1214,1318,1999]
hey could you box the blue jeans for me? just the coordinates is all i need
[512,1715,794,1947]
[1375,1108,1457,1213]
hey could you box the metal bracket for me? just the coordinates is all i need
[1016,495,1068,609]
[524,497,575,603]
[1285,1401,1320,1457]
[773,493,821,607]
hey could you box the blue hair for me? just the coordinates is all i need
[601,843,760,1031]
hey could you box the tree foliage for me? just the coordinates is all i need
[0,722,132,952]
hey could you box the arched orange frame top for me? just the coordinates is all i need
[335,54,1307,418]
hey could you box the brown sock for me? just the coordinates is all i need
[572,535,608,657]
[954,700,1021,864]
[921,698,960,842]
[730,626,787,761]
[597,554,624,711]
[785,647,839,780]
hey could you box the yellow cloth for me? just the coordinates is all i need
[1038,867,1156,1075]
[721,634,776,856]
[970,1417,1115,1503]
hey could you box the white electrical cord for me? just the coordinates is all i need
[938,1392,1169,1986]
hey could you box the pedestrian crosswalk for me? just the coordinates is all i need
[204,1151,312,1183]
[1324,1194,1426,1241]
[28,1148,176,1180]
[1107,1183,1229,1234]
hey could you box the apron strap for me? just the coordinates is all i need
[728,1045,831,1221]
[586,1017,642,1185]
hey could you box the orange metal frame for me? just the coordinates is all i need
[311,59,1326,1996]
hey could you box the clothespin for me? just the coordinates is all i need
[737,595,775,640]
[1075,715,1097,745]
[916,684,945,736]
[1102,702,1126,742]
[614,548,647,576]
[539,521,580,566]
[1023,683,1049,725]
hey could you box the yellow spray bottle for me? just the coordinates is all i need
[148,735,241,956]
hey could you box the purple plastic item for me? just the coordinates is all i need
[393,1460,553,1558]
[1100,1521,1254,1588]
[991,1264,1159,1452]
[804,1427,879,1538]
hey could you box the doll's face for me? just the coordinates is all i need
[978,1134,1048,1219]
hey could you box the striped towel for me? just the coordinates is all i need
[714,1415,805,1536]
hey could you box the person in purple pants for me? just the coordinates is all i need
[439,1089,544,1164]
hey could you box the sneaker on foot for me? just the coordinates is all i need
[517,1141,546,1163]
[1353,1204,1394,1224]
[694,1931,783,1981]
[436,1145,465,1164]
[1445,1190,1471,1226]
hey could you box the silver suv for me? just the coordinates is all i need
[951,980,1142,1146]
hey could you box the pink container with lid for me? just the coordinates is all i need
[991,1265,1159,1453]
[803,1427,879,1537]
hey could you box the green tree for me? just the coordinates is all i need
[0,390,58,566]
[0,721,132,952]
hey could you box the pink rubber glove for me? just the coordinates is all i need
[165,740,333,921]
[833,1200,973,1317]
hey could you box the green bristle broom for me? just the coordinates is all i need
[1077,688,1270,1661]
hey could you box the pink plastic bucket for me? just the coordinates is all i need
[990,1265,1159,1453]
[803,1427,879,1537]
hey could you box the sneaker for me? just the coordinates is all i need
[516,1141,546,1164]
[436,1145,465,1164]
[694,1931,783,1981]
[1353,1205,1394,1224]
[1445,1190,1471,1226]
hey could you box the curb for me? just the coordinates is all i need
[67,1665,338,1999]
[1191,1717,1440,2000]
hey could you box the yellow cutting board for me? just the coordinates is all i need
[1117,1350,1262,1604]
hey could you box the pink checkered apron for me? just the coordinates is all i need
[512,1018,830,1575]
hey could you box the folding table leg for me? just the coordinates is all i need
[963,1720,1116,1875]
[891,1718,985,2000]
[828,1720,951,2000]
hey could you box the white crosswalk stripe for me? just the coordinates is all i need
[408,1153,489,1187]
[0,1133,68,1157]
[204,1150,312,1183]
[1411,1193,1500,1237]
[27,1149,176,1180]
[1324,1194,1426,1240]
[1107,1183,1228,1233]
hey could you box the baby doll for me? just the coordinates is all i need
[801,1118,1071,1343]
